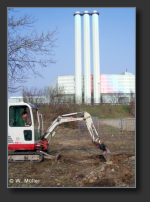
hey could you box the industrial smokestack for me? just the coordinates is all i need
[74,11,82,104]
[91,10,100,103]
[83,11,91,104]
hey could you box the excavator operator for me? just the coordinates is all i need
[16,111,30,127]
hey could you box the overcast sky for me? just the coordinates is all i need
[8,7,135,98]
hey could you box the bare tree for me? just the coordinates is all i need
[56,85,66,103]
[8,8,58,93]
[108,95,118,103]
[42,85,66,104]
[22,86,44,105]
[42,86,55,104]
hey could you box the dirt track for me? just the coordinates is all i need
[8,126,135,188]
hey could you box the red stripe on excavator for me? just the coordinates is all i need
[8,144,35,150]
[67,119,77,121]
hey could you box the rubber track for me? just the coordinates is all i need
[8,152,44,163]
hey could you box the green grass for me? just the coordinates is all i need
[38,104,132,121]
[80,105,131,119]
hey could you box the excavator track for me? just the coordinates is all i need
[8,151,44,163]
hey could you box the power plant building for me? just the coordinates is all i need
[48,10,135,104]
[8,72,135,104]
[48,71,135,103]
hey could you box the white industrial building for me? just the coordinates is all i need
[8,97,24,103]
[8,96,50,104]
[48,71,135,104]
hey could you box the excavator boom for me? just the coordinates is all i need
[44,111,101,145]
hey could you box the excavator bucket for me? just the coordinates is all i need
[95,143,111,162]
[103,147,111,161]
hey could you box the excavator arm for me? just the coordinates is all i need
[41,111,111,161]
[43,111,100,144]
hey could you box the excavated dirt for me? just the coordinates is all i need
[8,127,135,188]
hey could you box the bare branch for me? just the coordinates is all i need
[8,9,58,93]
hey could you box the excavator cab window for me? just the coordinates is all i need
[24,130,32,141]
[9,106,31,127]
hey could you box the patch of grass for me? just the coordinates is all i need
[80,105,131,119]
[38,104,133,133]
[99,125,120,133]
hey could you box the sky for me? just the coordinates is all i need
[8,7,135,98]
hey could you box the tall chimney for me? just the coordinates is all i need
[91,10,100,103]
[83,11,91,104]
[74,11,82,104]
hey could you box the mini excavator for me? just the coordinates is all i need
[8,102,111,162]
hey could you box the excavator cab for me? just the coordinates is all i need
[8,102,43,151]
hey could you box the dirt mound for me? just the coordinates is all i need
[58,153,135,187]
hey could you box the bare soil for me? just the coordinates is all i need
[100,118,121,128]
[8,126,135,188]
